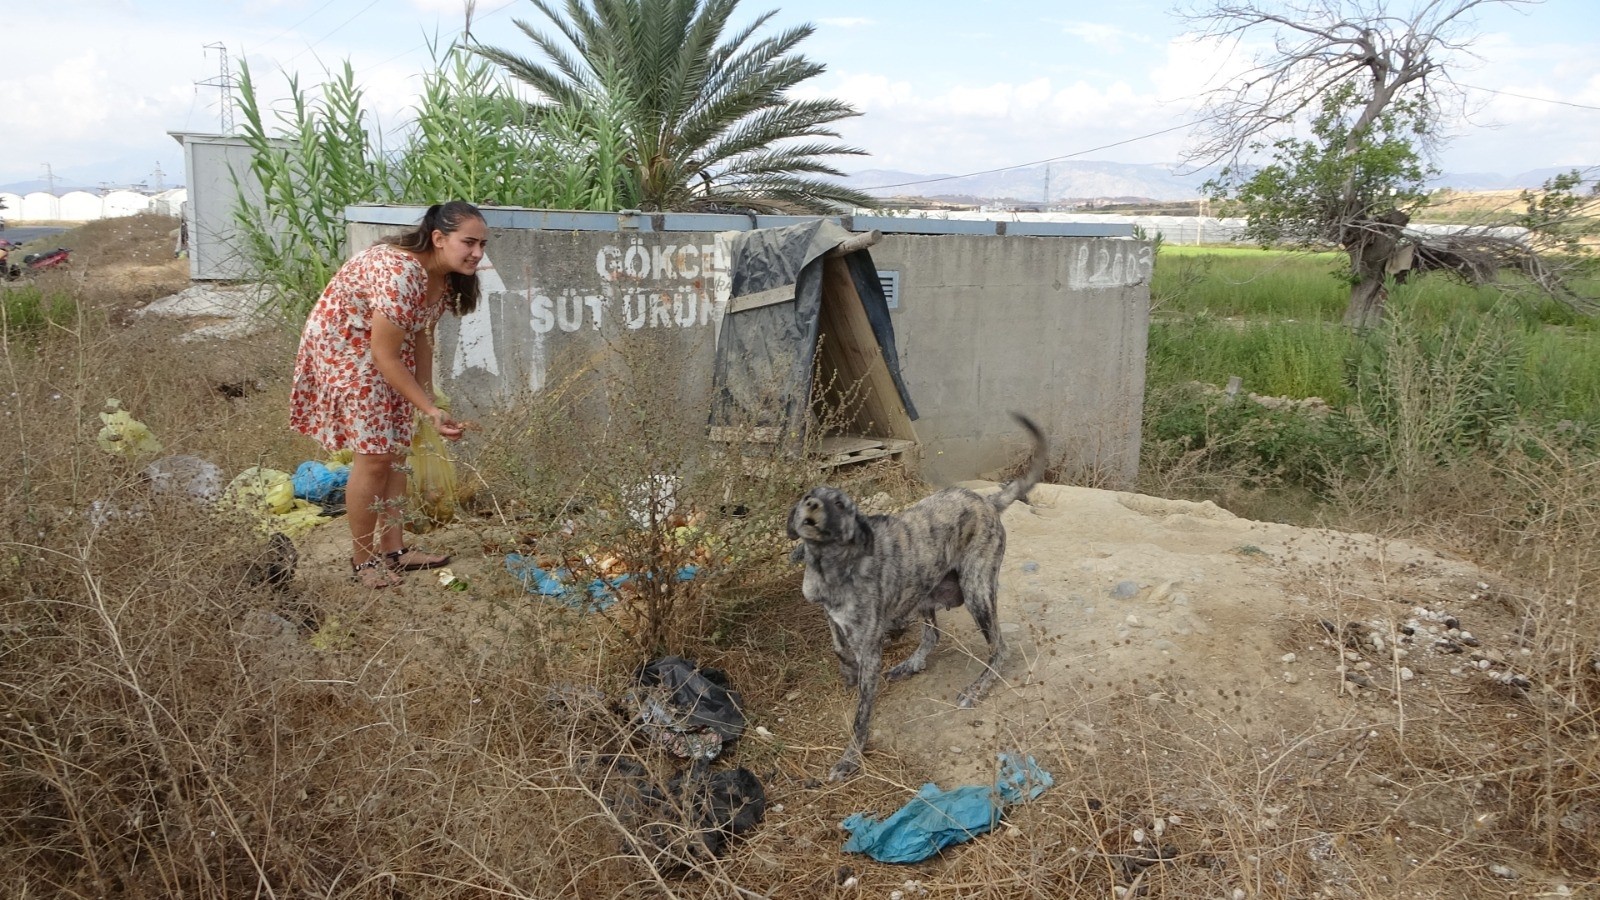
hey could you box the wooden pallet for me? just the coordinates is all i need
[707,431,917,473]
[815,436,917,470]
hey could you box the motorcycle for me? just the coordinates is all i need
[23,247,71,271]
[1,242,71,281]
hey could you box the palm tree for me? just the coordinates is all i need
[473,0,876,213]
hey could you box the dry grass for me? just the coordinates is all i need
[4,218,1600,898]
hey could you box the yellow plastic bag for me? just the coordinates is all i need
[407,404,458,531]
[223,466,297,516]
[97,399,162,457]
[218,467,329,538]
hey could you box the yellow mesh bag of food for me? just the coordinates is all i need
[407,395,459,531]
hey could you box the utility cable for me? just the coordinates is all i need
[859,121,1197,191]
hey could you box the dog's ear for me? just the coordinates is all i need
[788,543,805,564]
[785,504,800,541]
[853,513,874,553]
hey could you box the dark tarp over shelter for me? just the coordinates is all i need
[710,221,919,463]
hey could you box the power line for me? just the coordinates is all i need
[1459,82,1600,112]
[255,0,344,54]
[860,121,1197,191]
[280,0,386,69]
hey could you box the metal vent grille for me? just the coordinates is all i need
[878,270,900,309]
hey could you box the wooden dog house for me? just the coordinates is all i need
[709,221,918,469]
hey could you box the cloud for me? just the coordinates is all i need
[410,0,473,14]
[1055,21,1149,52]
[807,63,1191,176]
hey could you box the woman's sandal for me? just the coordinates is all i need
[352,557,404,588]
[385,546,450,572]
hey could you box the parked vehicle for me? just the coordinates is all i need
[1,243,72,281]
[23,247,71,271]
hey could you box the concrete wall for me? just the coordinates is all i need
[347,218,735,431]
[873,234,1150,485]
[346,207,1149,487]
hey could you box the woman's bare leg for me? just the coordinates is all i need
[348,451,403,586]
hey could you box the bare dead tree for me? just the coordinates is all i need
[1182,0,1537,328]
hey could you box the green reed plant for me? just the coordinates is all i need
[231,43,636,320]
[232,59,391,318]
[395,44,639,211]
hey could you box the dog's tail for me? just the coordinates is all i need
[991,413,1048,512]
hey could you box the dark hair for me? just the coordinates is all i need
[379,200,485,316]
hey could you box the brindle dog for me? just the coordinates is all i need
[787,413,1048,780]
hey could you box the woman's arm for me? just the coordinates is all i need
[415,324,436,401]
[371,314,462,438]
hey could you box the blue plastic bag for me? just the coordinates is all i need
[504,553,699,612]
[292,460,349,503]
[841,754,1053,863]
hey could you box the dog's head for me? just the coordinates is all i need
[787,486,874,552]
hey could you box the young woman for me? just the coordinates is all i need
[289,201,487,588]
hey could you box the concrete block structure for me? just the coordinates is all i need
[346,206,1150,487]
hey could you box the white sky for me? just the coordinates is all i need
[1,0,1596,189]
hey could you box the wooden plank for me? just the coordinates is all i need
[817,435,884,455]
[815,257,918,444]
[728,284,795,314]
[708,425,781,443]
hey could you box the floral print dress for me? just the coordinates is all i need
[290,243,444,455]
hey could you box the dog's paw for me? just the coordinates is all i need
[885,660,924,681]
[827,756,862,782]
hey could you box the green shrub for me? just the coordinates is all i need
[1142,380,1372,496]
[1,285,77,336]
[1344,300,1524,492]
[1147,317,1352,404]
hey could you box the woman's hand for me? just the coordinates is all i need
[424,406,466,440]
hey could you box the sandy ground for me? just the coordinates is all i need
[291,477,1517,799]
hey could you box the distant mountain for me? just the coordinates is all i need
[1,179,98,195]
[837,161,1220,204]
[1430,166,1595,192]
[835,161,1596,203]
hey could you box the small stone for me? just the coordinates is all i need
[949,746,963,754]
[1489,863,1519,880]
[1022,561,1039,573]
[1111,580,1140,599]
[755,725,773,738]
[1233,888,1247,900]
[1132,827,1146,843]
[1399,667,1415,681]
[1282,672,1298,684]
[1125,614,1144,627]
[1281,652,1297,664]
